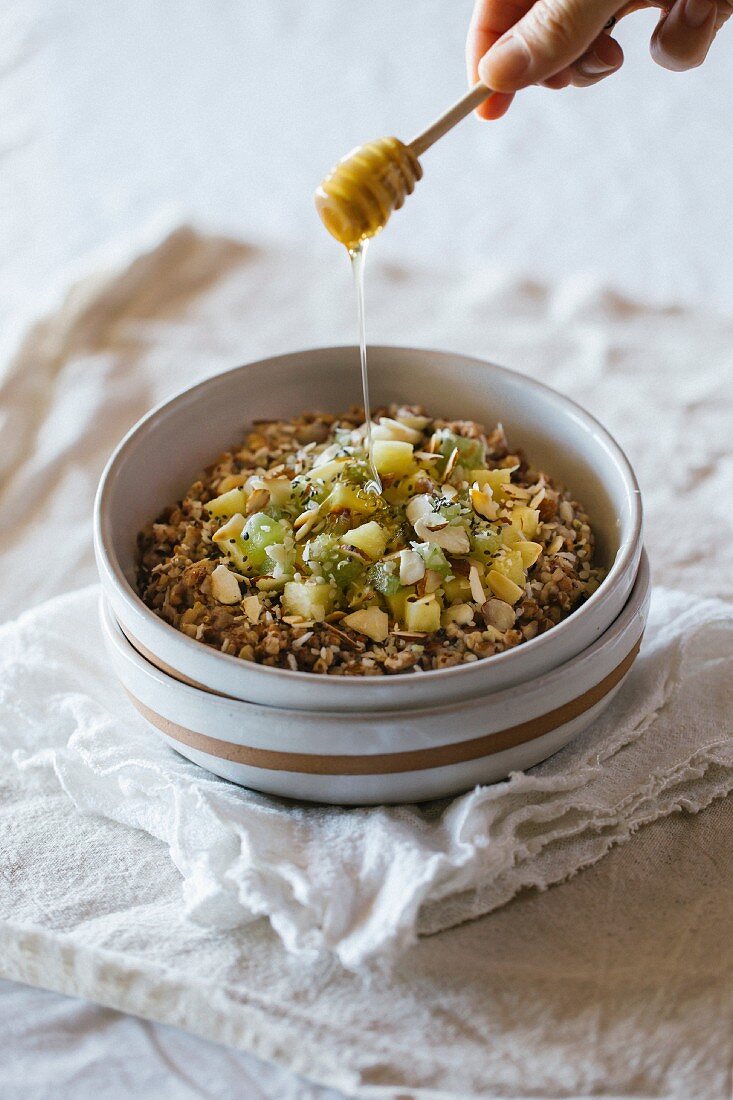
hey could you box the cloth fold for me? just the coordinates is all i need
[2,583,731,969]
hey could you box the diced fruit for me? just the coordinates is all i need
[441,603,474,627]
[341,521,387,561]
[422,569,443,595]
[470,482,499,520]
[212,513,250,572]
[500,524,522,548]
[367,561,401,596]
[263,478,293,508]
[264,542,295,579]
[404,594,441,633]
[518,541,542,568]
[322,482,378,516]
[416,543,451,578]
[510,505,540,539]
[372,439,415,476]
[211,563,241,604]
[214,512,291,575]
[471,527,503,564]
[436,431,485,470]
[486,569,524,605]
[343,607,389,642]
[306,533,366,591]
[308,458,349,485]
[470,467,515,503]
[385,585,415,623]
[443,575,472,602]
[492,549,526,586]
[282,580,334,622]
[244,513,290,563]
[206,488,247,518]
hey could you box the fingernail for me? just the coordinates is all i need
[481,35,532,85]
[683,0,714,28]
[578,51,618,76]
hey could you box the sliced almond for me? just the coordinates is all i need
[470,482,499,521]
[375,417,423,444]
[441,603,474,627]
[481,598,516,632]
[245,487,271,516]
[443,446,460,479]
[405,494,434,526]
[294,509,322,541]
[211,564,242,604]
[242,594,263,623]
[399,549,426,586]
[416,522,470,555]
[468,564,486,605]
[325,623,363,649]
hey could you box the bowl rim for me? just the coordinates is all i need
[94,343,643,690]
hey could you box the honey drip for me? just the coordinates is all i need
[349,241,381,495]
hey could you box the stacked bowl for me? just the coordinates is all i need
[95,346,647,804]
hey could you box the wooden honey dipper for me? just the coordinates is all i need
[315,82,492,251]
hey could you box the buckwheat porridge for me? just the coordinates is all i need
[136,406,605,676]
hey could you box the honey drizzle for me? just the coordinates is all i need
[349,240,381,495]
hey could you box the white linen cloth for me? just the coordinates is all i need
[2,585,733,971]
[1,225,732,1094]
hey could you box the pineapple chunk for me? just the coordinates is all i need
[518,541,542,568]
[340,521,387,561]
[486,569,524,605]
[263,477,293,508]
[343,606,389,642]
[282,581,334,622]
[322,482,378,516]
[308,458,349,485]
[511,505,540,539]
[372,439,415,476]
[492,549,526,586]
[470,467,516,503]
[404,594,441,633]
[385,585,416,622]
[206,488,247,518]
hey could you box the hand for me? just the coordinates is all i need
[467,0,730,120]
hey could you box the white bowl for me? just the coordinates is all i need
[95,345,643,712]
[101,551,650,805]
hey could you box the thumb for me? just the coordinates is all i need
[478,0,622,91]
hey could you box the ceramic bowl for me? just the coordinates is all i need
[101,551,650,805]
[95,345,643,712]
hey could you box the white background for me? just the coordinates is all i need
[1,1,731,1097]
[2,0,732,343]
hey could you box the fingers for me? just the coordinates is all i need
[562,31,624,86]
[467,0,532,117]
[651,0,719,70]
[477,0,623,91]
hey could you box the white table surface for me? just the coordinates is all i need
[2,2,731,1096]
